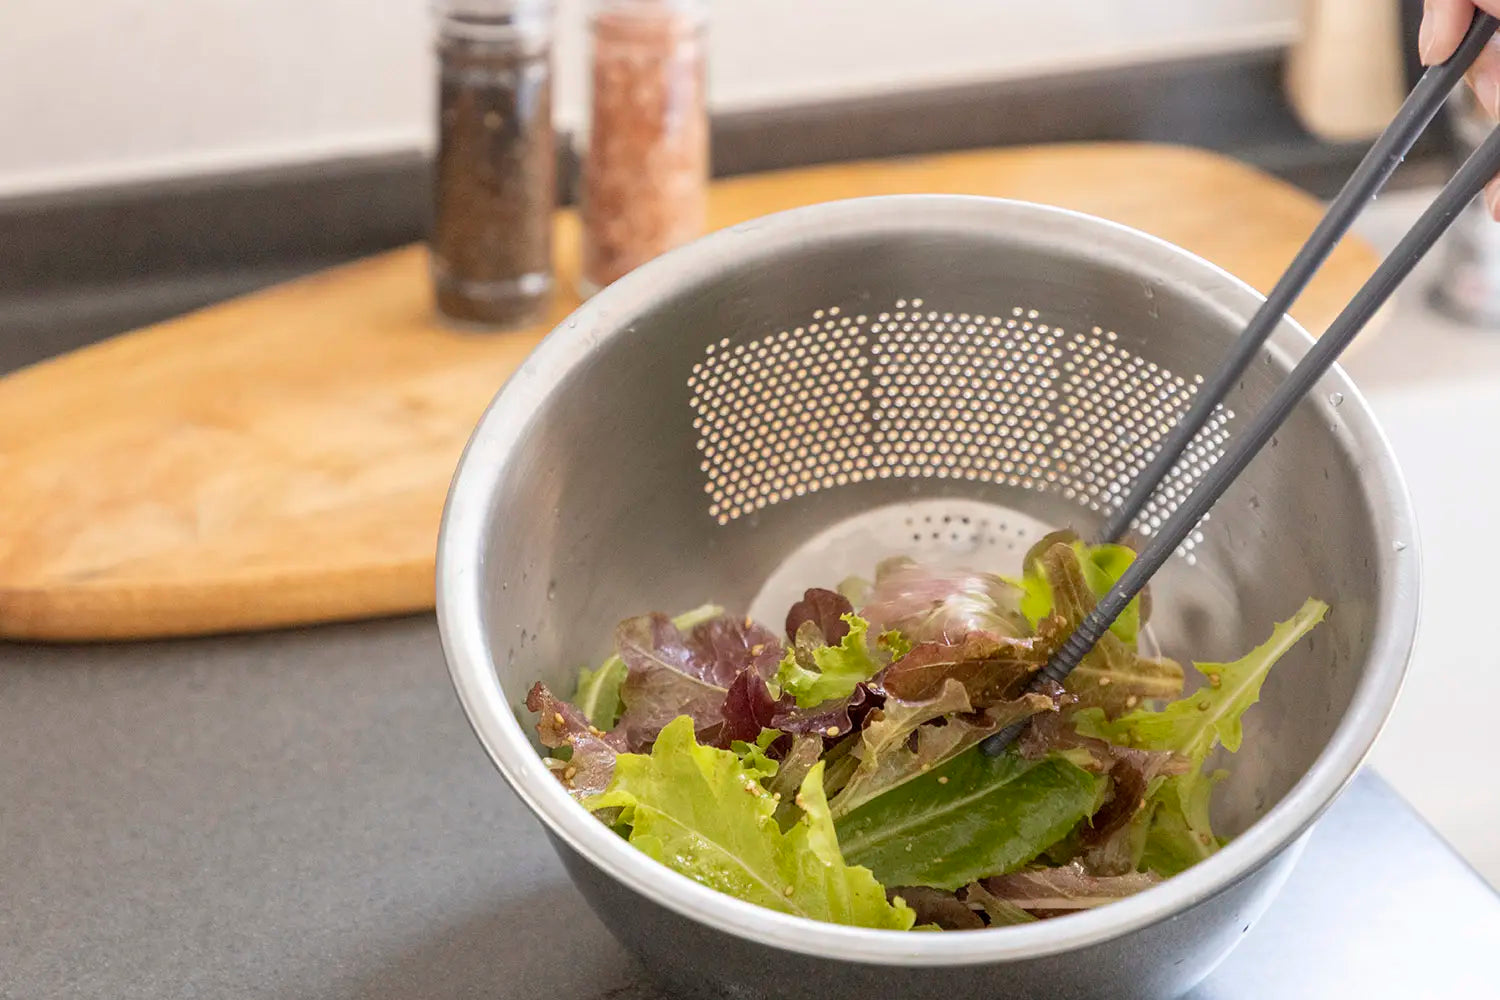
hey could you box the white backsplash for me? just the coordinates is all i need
[1,0,1298,198]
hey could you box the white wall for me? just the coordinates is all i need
[0,0,1300,197]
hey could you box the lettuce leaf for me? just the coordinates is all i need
[774,614,888,709]
[1031,543,1184,716]
[771,681,883,740]
[1140,772,1222,876]
[979,862,1161,912]
[785,587,855,645]
[828,679,1059,820]
[721,668,783,747]
[1016,532,1144,646]
[729,728,783,782]
[889,886,985,930]
[835,748,1101,891]
[1089,597,1328,875]
[767,733,824,826]
[880,632,1049,705]
[860,557,1029,643]
[1017,710,1189,858]
[589,716,915,930]
[962,881,1038,925]
[614,612,784,749]
[573,604,723,729]
[526,682,626,798]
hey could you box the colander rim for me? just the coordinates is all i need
[437,194,1419,966]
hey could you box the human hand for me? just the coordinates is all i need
[1420,1,1500,216]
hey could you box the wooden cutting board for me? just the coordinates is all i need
[0,142,1383,641]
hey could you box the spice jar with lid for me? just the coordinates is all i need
[578,0,710,297]
[430,0,556,328]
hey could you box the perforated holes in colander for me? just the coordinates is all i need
[690,307,872,524]
[689,299,1233,556]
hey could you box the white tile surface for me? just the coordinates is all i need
[1344,187,1500,887]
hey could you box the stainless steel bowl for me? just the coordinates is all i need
[437,196,1418,1000]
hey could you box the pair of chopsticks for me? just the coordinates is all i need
[982,11,1500,757]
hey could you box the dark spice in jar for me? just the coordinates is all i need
[431,4,556,327]
[579,0,709,295]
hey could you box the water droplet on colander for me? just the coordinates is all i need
[1143,285,1155,300]
[1247,495,1260,509]
[1328,392,1344,407]
[567,318,578,328]
[1393,540,1407,552]
[547,581,557,601]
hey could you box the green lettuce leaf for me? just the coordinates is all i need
[1017,534,1143,646]
[729,728,782,783]
[1139,771,1222,876]
[1030,543,1184,716]
[1093,597,1328,875]
[775,613,886,709]
[834,748,1101,891]
[768,733,825,828]
[962,881,1038,925]
[1112,598,1327,758]
[573,603,723,728]
[829,679,1058,820]
[589,716,915,930]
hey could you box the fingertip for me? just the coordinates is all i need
[1483,180,1500,221]
[1420,0,1481,67]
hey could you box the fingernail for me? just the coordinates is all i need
[1484,184,1500,221]
[1419,10,1436,64]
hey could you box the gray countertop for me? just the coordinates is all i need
[4,614,1497,1000]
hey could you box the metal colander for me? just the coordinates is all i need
[438,196,1417,1000]
[689,297,1231,561]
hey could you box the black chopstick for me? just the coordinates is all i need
[981,12,1500,758]
[1098,11,1500,545]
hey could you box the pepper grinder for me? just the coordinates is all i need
[430,0,557,328]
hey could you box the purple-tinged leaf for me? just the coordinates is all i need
[722,669,784,747]
[688,616,785,682]
[526,682,625,798]
[786,587,855,645]
[889,886,985,930]
[614,612,786,750]
[881,632,1050,706]
[1019,711,1188,866]
[772,682,884,740]
[860,557,1029,643]
[980,862,1161,912]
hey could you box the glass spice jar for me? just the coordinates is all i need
[578,0,710,297]
[430,0,556,328]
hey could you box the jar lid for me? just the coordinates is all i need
[435,0,554,36]
[590,0,708,19]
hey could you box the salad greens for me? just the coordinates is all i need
[527,533,1327,930]
[591,716,916,930]
[775,613,889,709]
